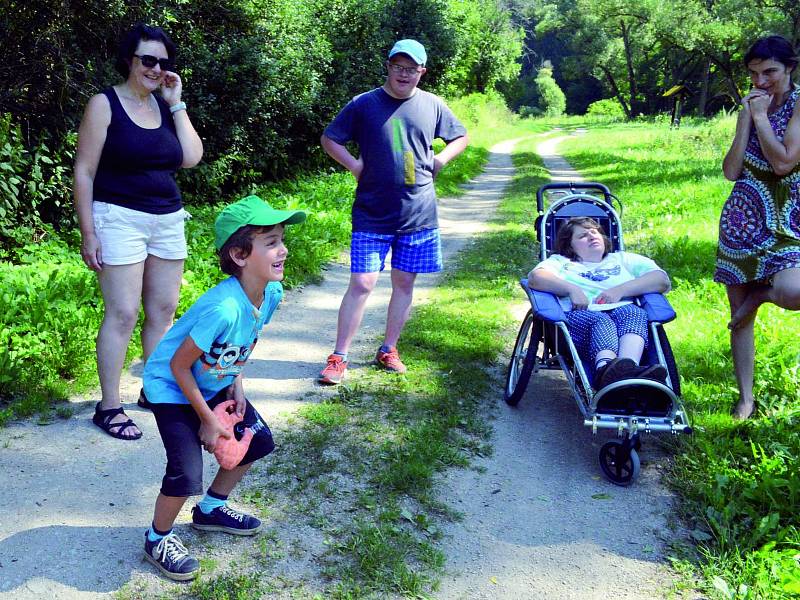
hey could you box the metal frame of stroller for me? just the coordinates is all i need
[504,182,692,485]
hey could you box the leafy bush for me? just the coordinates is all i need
[534,66,566,117]
[585,98,626,120]
[0,236,101,409]
[518,105,543,118]
[0,115,75,242]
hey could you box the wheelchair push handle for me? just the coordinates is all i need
[536,182,615,213]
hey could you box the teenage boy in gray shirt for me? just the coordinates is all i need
[319,39,468,384]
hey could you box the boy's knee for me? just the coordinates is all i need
[161,472,204,498]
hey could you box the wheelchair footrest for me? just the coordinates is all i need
[594,382,673,417]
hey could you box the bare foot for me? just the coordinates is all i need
[728,285,769,330]
[732,397,755,420]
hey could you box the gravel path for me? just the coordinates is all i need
[0,134,679,599]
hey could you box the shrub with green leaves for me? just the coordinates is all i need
[534,65,566,117]
[585,98,626,121]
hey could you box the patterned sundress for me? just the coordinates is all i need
[714,86,800,285]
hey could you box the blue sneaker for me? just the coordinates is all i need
[143,532,199,581]
[191,504,261,536]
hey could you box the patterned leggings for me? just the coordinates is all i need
[565,303,648,363]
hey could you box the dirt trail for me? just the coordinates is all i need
[434,133,679,599]
[0,138,523,599]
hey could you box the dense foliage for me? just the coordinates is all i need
[503,0,799,118]
[0,0,521,243]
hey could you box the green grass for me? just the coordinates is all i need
[554,116,800,599]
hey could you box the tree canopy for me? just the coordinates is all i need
[0,0,522,241]
[513,0,800,117]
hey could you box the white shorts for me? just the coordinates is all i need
[92,202,189,265]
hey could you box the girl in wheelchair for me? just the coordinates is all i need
[527,216,671,389]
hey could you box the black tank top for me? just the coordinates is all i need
[93,88,184,214]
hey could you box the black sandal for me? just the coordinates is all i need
[92,402,143,440]
[137,388,153,410]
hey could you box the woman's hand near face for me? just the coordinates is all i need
[160,71,182,106]
[747,91,772,119]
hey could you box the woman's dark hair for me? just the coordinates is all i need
[218,224,277,276]
[114,23,177,78]
[554,217,612,261]
[744,35,799,74]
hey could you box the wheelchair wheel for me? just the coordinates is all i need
[504,309,542,406]
[599,440,640,486]
[657,327,681,396]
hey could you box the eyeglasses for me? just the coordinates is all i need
[387,63,423,76]
[134,54,172,70]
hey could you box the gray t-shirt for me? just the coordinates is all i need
[324,87,467,233]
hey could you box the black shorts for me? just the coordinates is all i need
[151,388,275,497]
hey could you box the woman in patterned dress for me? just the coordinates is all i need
[715,35,800,419]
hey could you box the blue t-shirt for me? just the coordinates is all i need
[324,87,466,234]
[143,277,282,405]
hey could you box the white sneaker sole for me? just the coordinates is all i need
[191,522,262,536]
[143,551,199,581]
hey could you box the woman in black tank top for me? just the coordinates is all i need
[74,24,203,440]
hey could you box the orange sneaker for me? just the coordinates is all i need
[319,354,348,384]
[375,346,407,374]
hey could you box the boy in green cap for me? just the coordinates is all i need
[140,195,306,580]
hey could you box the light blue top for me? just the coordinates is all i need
[143,277,282,405]
[533,251,665,311]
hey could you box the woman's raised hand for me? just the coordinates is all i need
[160,71,183,106]
[747,91,772,118]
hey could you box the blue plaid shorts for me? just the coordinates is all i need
[350,229,443,273]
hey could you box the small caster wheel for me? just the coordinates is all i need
[599,440,640,486]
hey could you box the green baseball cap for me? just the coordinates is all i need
[214,195,307,250]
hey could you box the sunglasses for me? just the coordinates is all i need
[134,54,172,70]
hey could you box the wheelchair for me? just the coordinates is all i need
[504,182,692,486]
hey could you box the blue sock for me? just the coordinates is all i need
[333,351,347,362]
[147,524,171,543]
[197,489,228,514]
[380,345,392,353]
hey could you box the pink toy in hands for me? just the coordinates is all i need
[212,400,253,470]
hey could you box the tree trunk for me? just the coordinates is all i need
[601,66,632,119]
[697,59,711,116]
[620,20,639,117]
